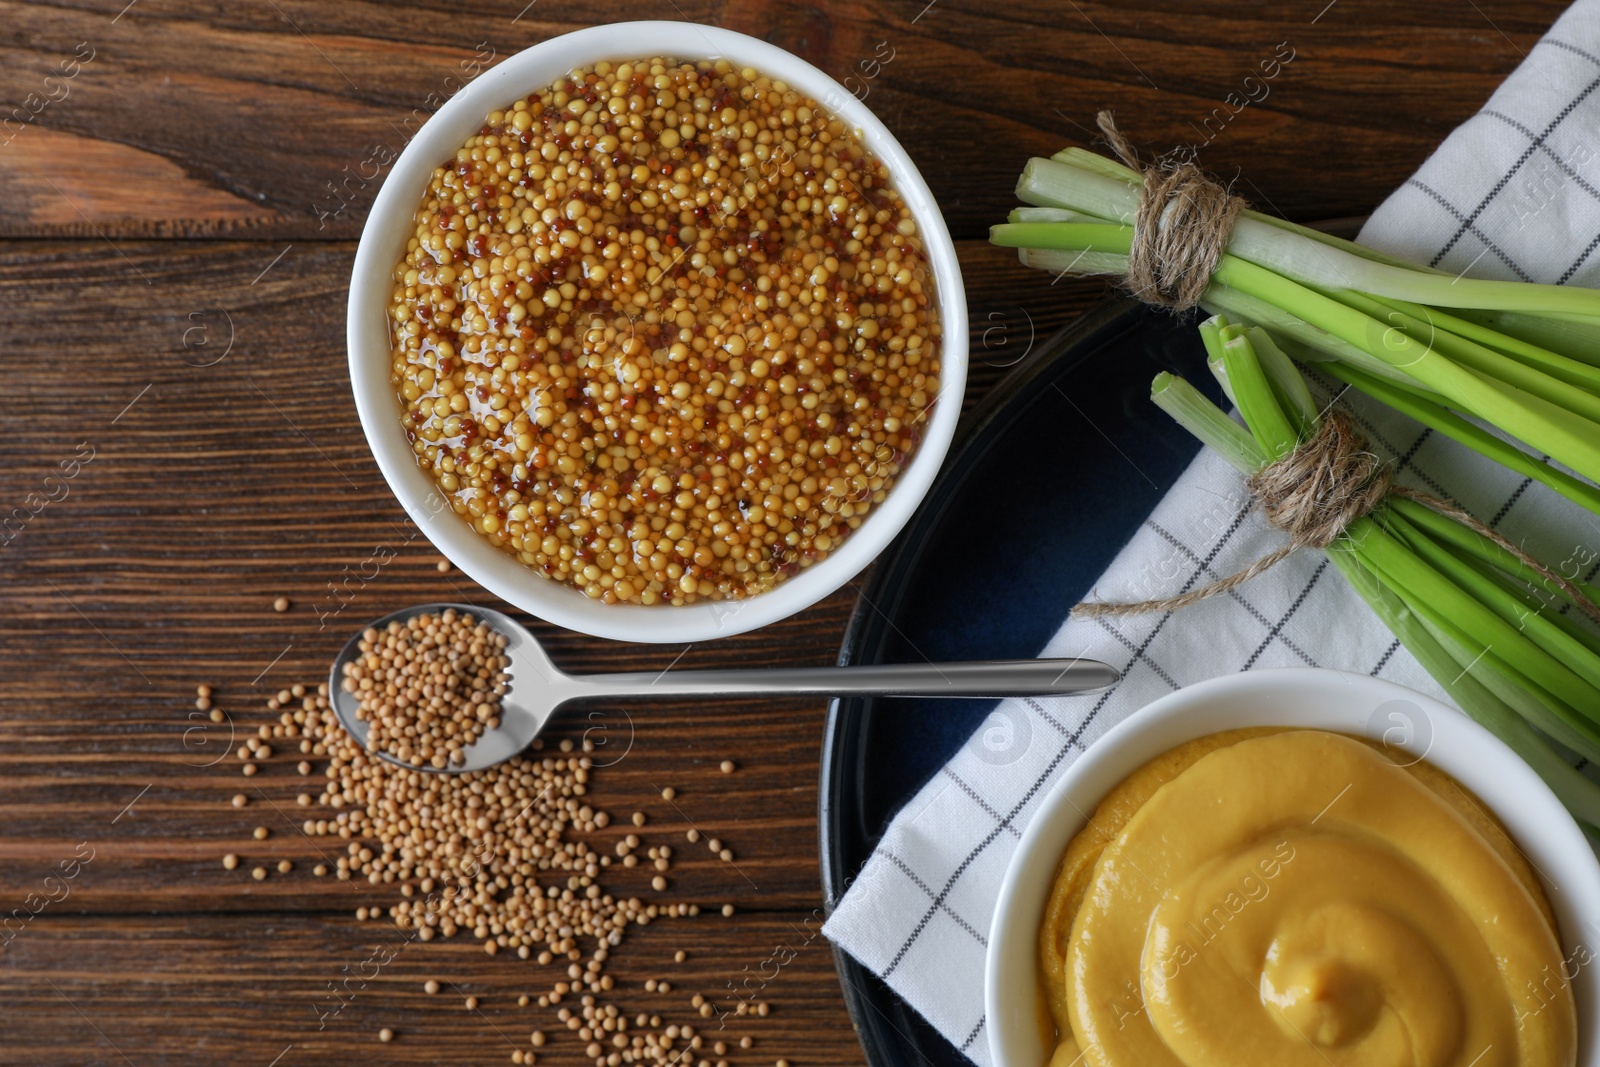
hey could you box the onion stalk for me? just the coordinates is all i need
[1151,318,1600,826]
[995,149,1600,503]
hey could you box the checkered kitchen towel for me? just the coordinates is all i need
[822,2,1600,1063]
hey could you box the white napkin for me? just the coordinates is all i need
[822,3,1600,1063]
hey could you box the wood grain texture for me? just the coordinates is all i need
[0,0,1570,1063]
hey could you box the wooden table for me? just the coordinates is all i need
[0,1,1567,1062]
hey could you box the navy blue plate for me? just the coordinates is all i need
[818,297,1222,1067]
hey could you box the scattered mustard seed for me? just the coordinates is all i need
[378,1027,394,1043]
[465,995,479,1010]
[661,787,676,801]
[251,866,268,881]
[252,827,269,840]
[424,980,440,995]
[273,596,291,613]
[436,560,450,573]
[277,859,292,874]
[231,794,248,808]
[222,854,238,871]
[722,904,735,918]
[719,761,735,774]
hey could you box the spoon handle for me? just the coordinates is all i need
[572,658,1119,699]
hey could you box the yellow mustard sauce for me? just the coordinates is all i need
[1036,728,1575,1067]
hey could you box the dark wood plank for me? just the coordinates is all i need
[0,0,1567,240]
[0,234,1105,1064]
[0,1,1574,1063]
[0,912,854,1065]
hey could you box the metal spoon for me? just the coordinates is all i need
[329,602,1119,773]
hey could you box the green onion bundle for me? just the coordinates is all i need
[991,128,1600,518]
[1153,315,1600,826]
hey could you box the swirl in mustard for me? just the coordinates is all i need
[1038,729,1575,1067]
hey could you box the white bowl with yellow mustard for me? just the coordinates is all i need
[986,667,1600,1067]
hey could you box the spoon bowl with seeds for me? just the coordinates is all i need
[330,602,1120,774]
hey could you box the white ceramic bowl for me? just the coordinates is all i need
[986,668,1600,1067]
[347,21,967,643]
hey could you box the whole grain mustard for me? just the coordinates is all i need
[389,58,940,605]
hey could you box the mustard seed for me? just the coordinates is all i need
[518,994,530,1007]
[661,787,676,801]
[313,864,328,876]
[424,980,440,995]
[674,951,686,963]
[231,794,248,808]
[378,1027,394,1043]
[719,849,733,862]
[196,696,212,711]
[278,860,293,874]
[686,829,700,843]
[341,609,509,767]
[273,596,291,613]
[632,812,646,827]
[740,1037,752,1049]
[722,904,735,917]
[197,684,212,698]
[209,709,224,723]
[251,867,268,880]
[252,827,269,840]
[436,560,450,573]
[241,763,257,777]
[465,995,479,1010]
[222,854,238,870]
[651,876,667,891]
[719,761,735,774]
[251,654,765,1064]
[531,1030,546,1046]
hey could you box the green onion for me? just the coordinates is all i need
[1149,317,1600,827]
[994,147,1600,506]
